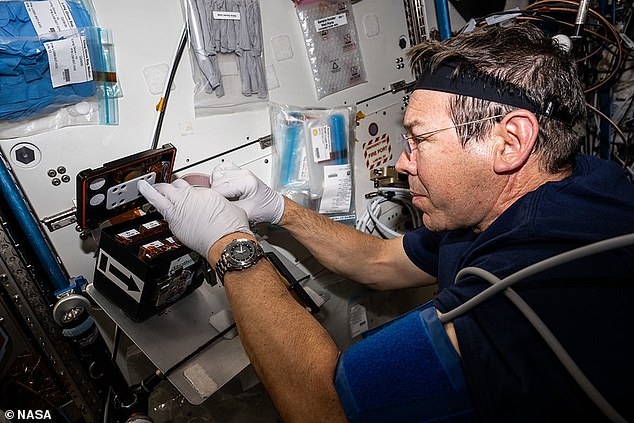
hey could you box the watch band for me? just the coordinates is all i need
[215,238,265,284]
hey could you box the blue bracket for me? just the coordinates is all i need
[55,276,89,298]
[0,155,71,293]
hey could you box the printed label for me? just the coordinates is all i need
[310,125,332,163]
[314,13,348,32]
[319,164,352,213]
[298,147,310,182]
[142,220,161,229]
[168,254,196,277]
[213,11,241,20]
[143,240,165,249]
[330,213,356,222]
[44,35,92,88]
[349,303,368,338]
[25,0,76,36]
[117,229,140,239]
[363,133,392,170]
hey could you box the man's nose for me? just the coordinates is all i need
[395,150,416,175]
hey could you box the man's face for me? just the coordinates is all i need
[395,90,501,232]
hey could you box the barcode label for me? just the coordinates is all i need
[310,125,332,163]
[44,35,93,88]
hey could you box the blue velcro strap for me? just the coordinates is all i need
[334,301,476,422]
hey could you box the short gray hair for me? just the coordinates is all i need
[408,22,586,173]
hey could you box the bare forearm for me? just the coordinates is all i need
[210,234,347,422]
[279,197,435,289]
[279,198,388,280]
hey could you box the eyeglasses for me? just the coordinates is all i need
[401,114,505,157]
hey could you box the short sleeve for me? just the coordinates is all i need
[402,226,441,276]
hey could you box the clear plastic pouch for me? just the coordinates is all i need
[0,0,121,138]
[270,102,356,223]
[183,0,268,117]
[294,0,366,99]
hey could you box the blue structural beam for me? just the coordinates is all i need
[434,0,453,40]
[0,155,69,293]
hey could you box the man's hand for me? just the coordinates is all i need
[211,162,285,225]
[138,179,252,258]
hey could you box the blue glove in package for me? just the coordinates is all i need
[0,0,99,121]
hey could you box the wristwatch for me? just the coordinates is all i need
[215,238,265,284]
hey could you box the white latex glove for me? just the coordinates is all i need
[210,162,285,225]
[138,179,252,258]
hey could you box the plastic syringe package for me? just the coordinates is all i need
[270,102,356,224]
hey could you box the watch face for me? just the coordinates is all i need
[228,240,256,266]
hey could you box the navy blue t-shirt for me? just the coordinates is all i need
[403,155,634,422]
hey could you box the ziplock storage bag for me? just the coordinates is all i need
[270,102,356,223]
[0,0,121,137]
[294,0,366,99]
[183,0,268,116]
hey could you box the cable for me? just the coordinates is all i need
[448,266,627,423]
[466,1,624,95]
[151,24,188,150]
[437,233,634,421]
[611,153,634,180]
[355,187,422,238]
[458,0,629,167]
[173,134,268,173]
[524,1,623,93]
[440,232,634,322]
[586,102,630,162]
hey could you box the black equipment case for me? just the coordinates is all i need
[76,144,206,321]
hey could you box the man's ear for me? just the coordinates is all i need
[492,110,539,174]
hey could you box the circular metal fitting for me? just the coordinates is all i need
[52,294,91,326]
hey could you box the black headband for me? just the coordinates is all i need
[413,61,574,126]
